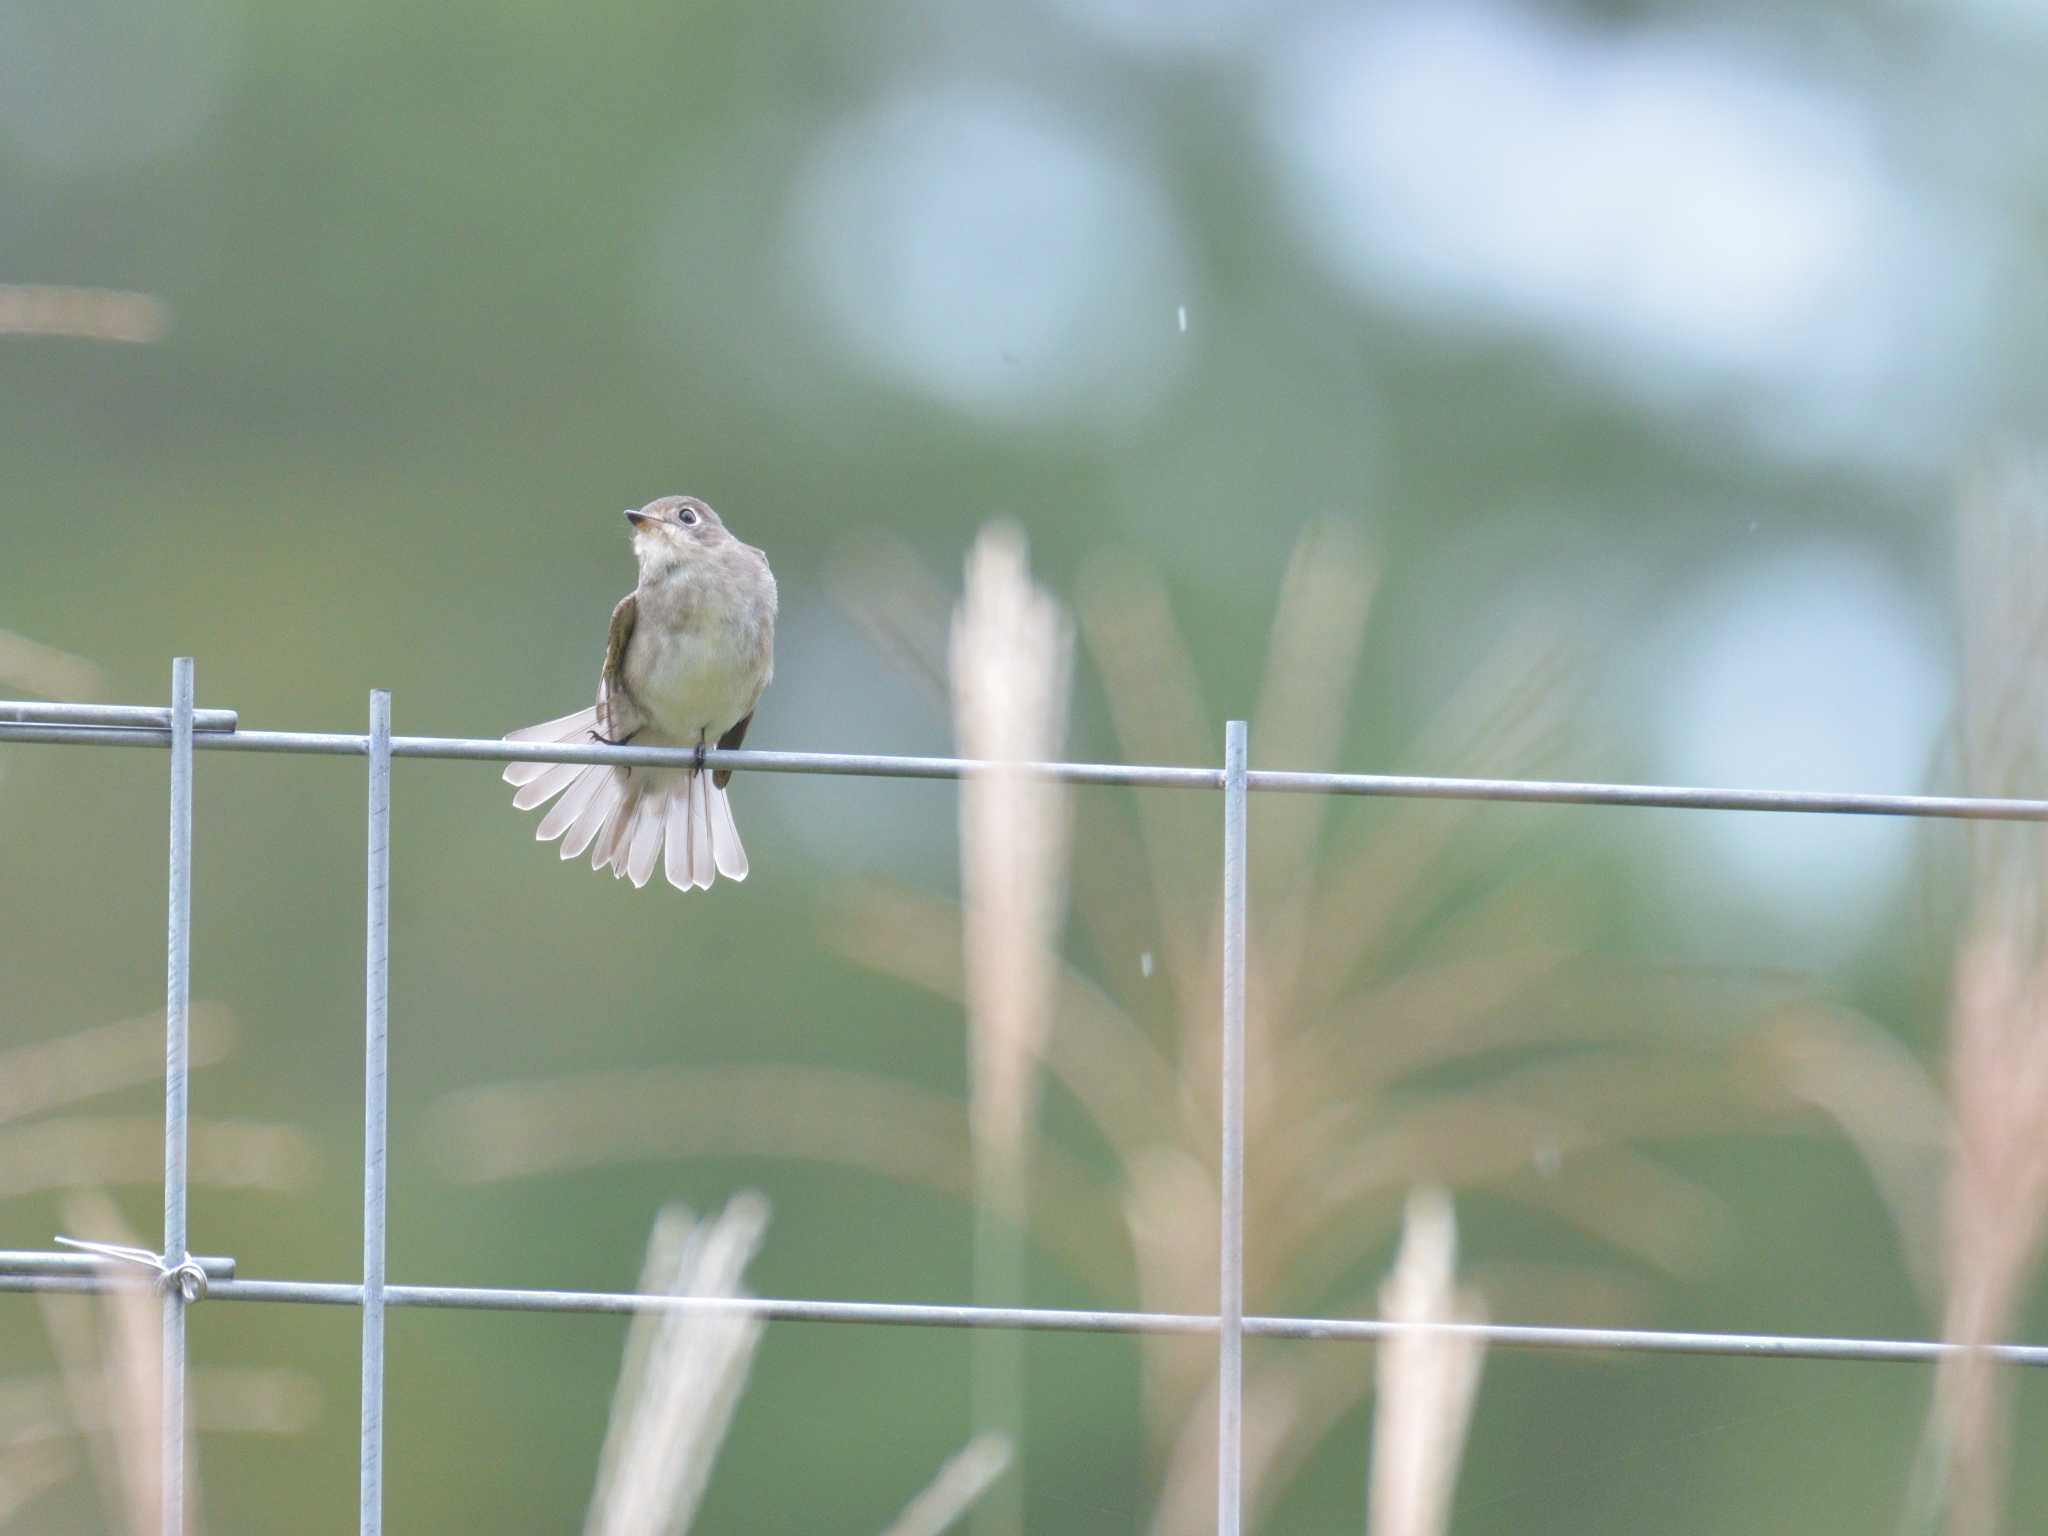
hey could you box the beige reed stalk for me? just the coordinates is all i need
[1366,1190,1486,1536]
[1911,460,2048,1536]
[951,523,1076,1536]
[879,1433,1015,1536]
[36,1190,190,1536]
[584,1195,770,1536]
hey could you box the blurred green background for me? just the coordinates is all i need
[6,0,2048,1530]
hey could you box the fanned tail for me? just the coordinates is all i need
[657,768,749,890]
[503,711,748,891]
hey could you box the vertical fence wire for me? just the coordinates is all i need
[162,658,194,1536]
[361,690,392,1535]
[1218,721,1248,1536]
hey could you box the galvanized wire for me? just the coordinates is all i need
[0,701,237,731]
[1218,723,1248,1536]
[4,1269,2044,1368]
[162,660,194,1536]
[361,692,391,1536]
[8,709,2048,820]
[0,1252,236,1282]
[9,685,2048,1536]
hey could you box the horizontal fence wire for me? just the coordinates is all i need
[8,711,2048,819]
[4,1273,2046,1366]
[185,1301,2048,1367]
[8,685,2048,1536]
[0,1252,236,1281]
[0,701,238,731]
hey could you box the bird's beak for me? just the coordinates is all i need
[623,508,650,527]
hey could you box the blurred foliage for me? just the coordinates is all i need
[6,0,2048,1531]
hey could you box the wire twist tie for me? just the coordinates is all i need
[54,1236,209,1302]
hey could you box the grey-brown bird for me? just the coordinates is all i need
[502,495,777,890]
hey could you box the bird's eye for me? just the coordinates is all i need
[678,506,699,526]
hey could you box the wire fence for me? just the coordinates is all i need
[3,659,2046,1536]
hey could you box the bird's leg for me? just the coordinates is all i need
[586,694,642,748]
[693,728,709,773]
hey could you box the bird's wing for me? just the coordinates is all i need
[712,711,752,789]
[596,591,641,742]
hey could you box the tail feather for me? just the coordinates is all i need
[593,780,637,873]
[503,712,751,892]
[505,705,598,745]
[707,777,749,881]
[536,764,608,842]
[561,770,622,860]
[688,770,713,889]
[664,787,695,891]
[503,707,598,787]
[625,782,665,888]
[511,758,582,811]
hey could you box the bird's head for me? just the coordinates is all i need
[624,495,727,573]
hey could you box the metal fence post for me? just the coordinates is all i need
[162,658,195,1536]
[362,690,391,1535]
[1219,720,1248,1536]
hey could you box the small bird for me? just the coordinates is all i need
[502,495,777,890]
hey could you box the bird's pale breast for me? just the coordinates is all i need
[626,560,773,744]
